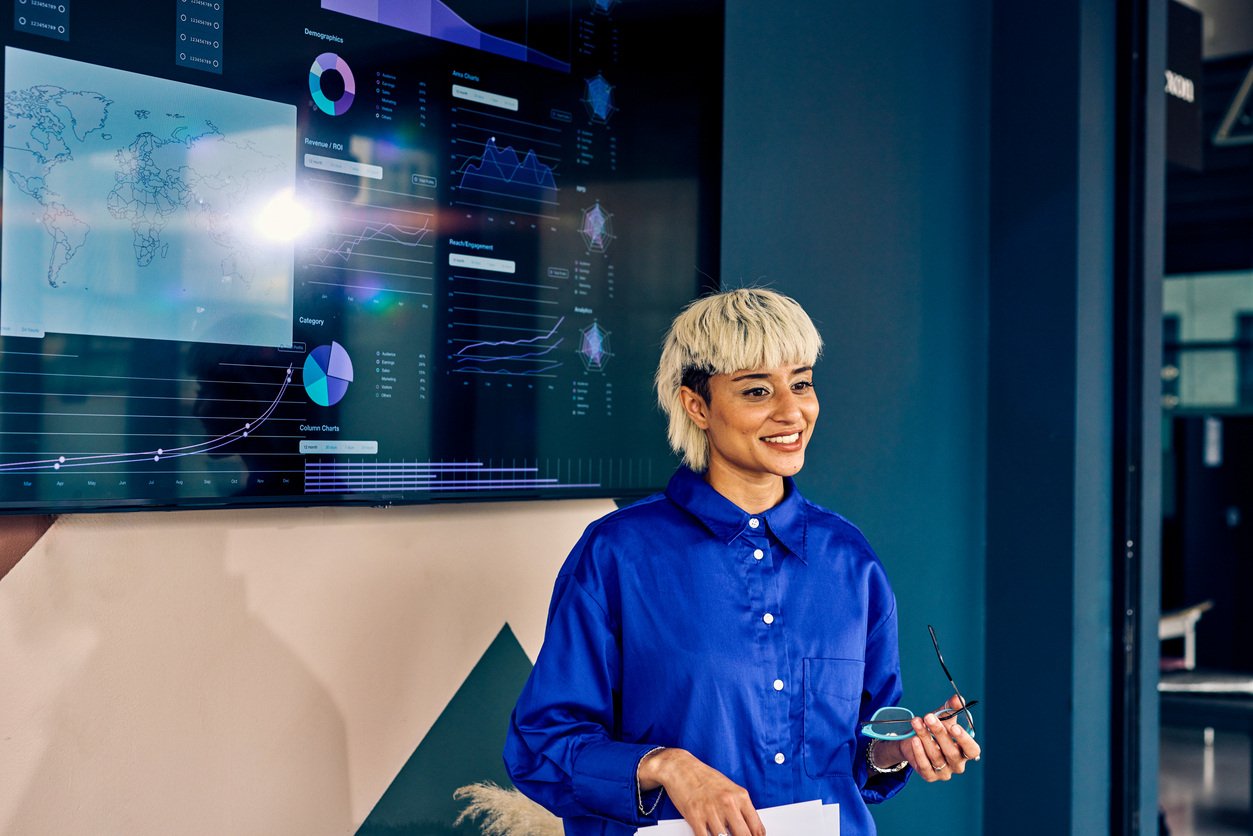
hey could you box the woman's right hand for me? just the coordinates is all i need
[637,748,766,836]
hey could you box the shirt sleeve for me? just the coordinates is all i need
[503,542,662,827]
[854,592,912,803]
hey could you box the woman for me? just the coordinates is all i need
[504,288,980,836]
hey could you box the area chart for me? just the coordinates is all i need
[456,137,558,206]
[321,0,571,72]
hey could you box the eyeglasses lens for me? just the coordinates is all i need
[864,706,915,739]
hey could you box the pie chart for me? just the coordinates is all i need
[304,341,354,407]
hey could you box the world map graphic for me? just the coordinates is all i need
[1,47,297,347]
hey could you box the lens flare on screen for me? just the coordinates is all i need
[255,188,313,242]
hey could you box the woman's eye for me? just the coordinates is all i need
[742,387,769,398]
[793,380,814,392]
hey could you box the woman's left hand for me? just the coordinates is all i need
[875,695,982,782]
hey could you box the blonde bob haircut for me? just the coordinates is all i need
[655,287,823,472]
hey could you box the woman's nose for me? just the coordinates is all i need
[771,388,803,421]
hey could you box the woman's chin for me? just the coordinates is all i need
[769,453,806,477]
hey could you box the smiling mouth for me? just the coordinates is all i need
[762,432,801,445]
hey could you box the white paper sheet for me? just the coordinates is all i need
[635,799,838,835]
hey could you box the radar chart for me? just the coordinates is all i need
[582,74,616,124]
[578,322,612,371]
[580,201,615,252]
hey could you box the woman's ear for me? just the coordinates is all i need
[678,386,710,430]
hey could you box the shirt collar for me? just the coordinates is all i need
[665,466,809,563]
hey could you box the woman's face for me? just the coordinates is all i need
[681,363,819,484]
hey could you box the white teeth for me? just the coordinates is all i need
[764,432,800,444]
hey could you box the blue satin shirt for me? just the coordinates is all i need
[504,466,909,835]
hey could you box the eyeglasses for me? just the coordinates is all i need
[860,624,978,741]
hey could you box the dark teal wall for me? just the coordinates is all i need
[723,1,1164,833]
[984,2,1130,833]
[722,2,990,834]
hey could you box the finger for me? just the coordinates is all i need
[687,815,712,836]
[689,808,722,836]
[939,695,975,731]
[939,694,975,721]
[702,817,727,836]
[912,717,952,781]
[907,736,942,782]
[721,791,765,836]
[694,796,756,836]
[951,723,982,761]
[925,713,967,773]
[739,799,766,836]
[722,809,757,836]
[709,809,740,836]
[912,736,942,782]
[900,736,929,775]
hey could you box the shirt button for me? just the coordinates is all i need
[748,518,760,529]
[774,752,786,765]
[773,679,784,691]
[753,549,764,560]
[762,612,775,625]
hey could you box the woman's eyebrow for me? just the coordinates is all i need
[729,366,813,382]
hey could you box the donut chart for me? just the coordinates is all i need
[309,52,355,116]
[303,342,354,407]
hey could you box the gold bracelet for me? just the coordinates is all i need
[866,739,908,774]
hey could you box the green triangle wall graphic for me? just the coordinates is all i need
[356,624,535,835]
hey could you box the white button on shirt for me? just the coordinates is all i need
[773,679,784,691]
[753,548,764,560]
[748,518,760,529]
[774,752,786,764]
[762,612,774,625]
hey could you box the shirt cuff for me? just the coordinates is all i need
[571,739,666,824]
[855,738,911,804]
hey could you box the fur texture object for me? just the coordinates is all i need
[453,782,563,836]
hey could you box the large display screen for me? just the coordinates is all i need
[0,0,722,511]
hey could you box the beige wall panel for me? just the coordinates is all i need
[0,498,611,836]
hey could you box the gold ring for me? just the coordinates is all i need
[932,762,947,771]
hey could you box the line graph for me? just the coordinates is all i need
[302,175,438,297]
[452,316,565,377]
[312,218,434,266]
[446,259,570,378]
[0,365,295,474]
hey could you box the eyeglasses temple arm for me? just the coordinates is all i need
[862,700,980,725]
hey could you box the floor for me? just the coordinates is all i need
[1160,726,1251,835]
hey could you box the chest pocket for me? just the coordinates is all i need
[802,657,865,778]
